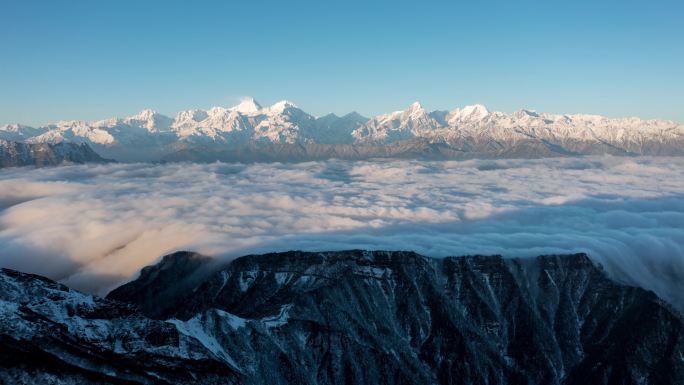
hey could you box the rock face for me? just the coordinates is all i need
[3,250,684,384]
[0,268,236,385]
[0,139,109,168]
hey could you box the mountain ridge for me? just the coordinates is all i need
[0,139,111,168]
[3,249,684,384]
[2,99,683,162]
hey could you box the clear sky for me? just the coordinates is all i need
[1,0,683,126]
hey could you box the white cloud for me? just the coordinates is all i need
[0,156,683,310]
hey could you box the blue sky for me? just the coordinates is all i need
[1,0,683,125]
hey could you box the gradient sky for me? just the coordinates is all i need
[1,0,683,126]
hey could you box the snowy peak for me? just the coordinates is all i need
[350,101,441,143]
[390,101,425,117]
[125,109,173,131]
[174,109,209,124]
[268,100,298,113]
[448,104,490,123]
[0,123,26,132]
[131,108,157,121]
[403,101,428,119]
[407,101,424,112]
[228,97,262,114]
[463,103,489,118]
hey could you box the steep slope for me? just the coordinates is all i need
[105,251,218,319]
[5,251,684,384]
[0,140,110,168]
[5,250,679,384]
[108,251,684,385]
[0,268,237,385]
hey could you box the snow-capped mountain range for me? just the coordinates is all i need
[2,98,683,162]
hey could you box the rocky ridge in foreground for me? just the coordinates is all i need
[2,250,683,384]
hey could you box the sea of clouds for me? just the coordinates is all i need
[1,157,683,309]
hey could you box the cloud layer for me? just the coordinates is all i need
[1,157,683,310]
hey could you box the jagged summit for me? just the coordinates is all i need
[122,109,174,131]
[174,108,208,123]
[402,101,427,118]
[267,100,298,113]
[407,101,424,110]
[446,103,490,123]
[130,108,158,121]
[229,97,263,114]
[460,103,490,117]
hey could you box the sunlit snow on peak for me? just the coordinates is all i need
[229,97,263,114]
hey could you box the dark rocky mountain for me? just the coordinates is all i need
[2,250,684,384]
[160,138,596,163]
[0,139,110,168]
[160,139,468,163]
